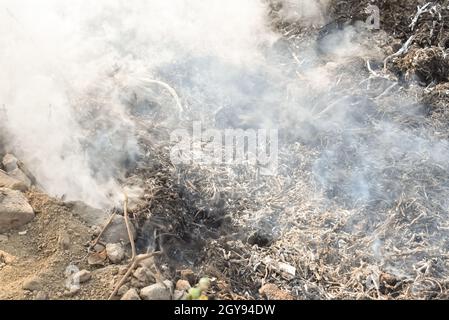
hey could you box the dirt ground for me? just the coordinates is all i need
[0,191,117,300]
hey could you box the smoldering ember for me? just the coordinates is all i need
[1,0,449,301]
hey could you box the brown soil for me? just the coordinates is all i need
[0,191,116,300]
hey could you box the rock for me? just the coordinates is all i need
[58,231,71,250]
[0,170,28,192]
[69,201,135,244]
[92,243,105,253]
[90,225,102,237]
[137,256,155,269]
[0,188,35,233]
[0,234,8,242]
[133,267,152,283]
[123,185,146,212]
[118,266,128,275]
[121,288,141,300]
[118,285,130,296]
[130,278,146,289]
[87,251,107,266]
[63,286,80,297]
[106,243,125,264]
[173,290,185,300]
[176,280,191,291]
[2,154,18,172]
[259,284,294,300]
[34,291,49,300]
[74,270,92,283]
[0,250,16,264]
[8,168,32,188]
[23,277,43,292]
[140,281,173,300]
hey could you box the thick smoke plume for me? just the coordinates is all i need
[1,0,448,253]
[0,0,276,208]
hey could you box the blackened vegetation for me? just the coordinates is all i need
[121,0,449,299]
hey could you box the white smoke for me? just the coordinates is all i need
[0,0,277,208]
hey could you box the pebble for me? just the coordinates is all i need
[176,279,191,291]
[35,291,49,300]
[118,285,130,296]
[74,270,92,283]
[58,231,71,250]
[138,256,155,269]
[2,154,18,172]
[140,280,173,300]
[63,287,80,297]
[106,243,125,264]
[93,243,105,253]
[121,288,141,300]
[22,277,43,292]
[87,251,107,266]
[173,290,185,300]
[133,267,152,283]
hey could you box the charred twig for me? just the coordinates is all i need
[123,193,136,261]
[90,210,116,248]
[409,3,433,31]
[384,35,415,71]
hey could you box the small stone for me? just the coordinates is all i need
[58,231,71,250]
[0,188,34,233]
[0,250,16,264]
[133,267,152,283]
[118,266,128,275]
[130,278,146,289]
[138,256,155,269]
[91,225,102,237]
[140,281,173,300]
[118,285,130,296]
[87,251,107,266]
[35,291,49,300]
[106,243,125,264]
[176,279,191,291]
[173,290,185,300]
[93,243,105,253]
[23,277,43,292]
[121,288,141,300]
[0,170,28,192]
[2,154,18,172]
[74,270,91,283]
[8,168,32,188]
[18,230,27,236]
[63,287,80,297]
